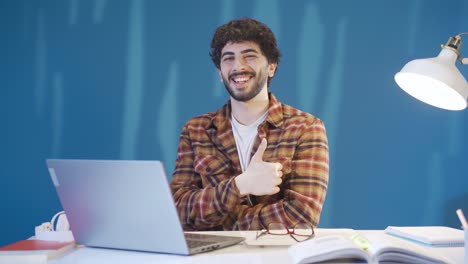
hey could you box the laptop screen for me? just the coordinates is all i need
[46,159,190,254]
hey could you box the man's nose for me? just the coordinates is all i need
[232,57,247,71]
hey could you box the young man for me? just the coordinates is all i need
[170,18,329,231]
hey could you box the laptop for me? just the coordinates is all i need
[45,159,245,255]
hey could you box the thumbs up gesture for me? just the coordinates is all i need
[235,138,284,196]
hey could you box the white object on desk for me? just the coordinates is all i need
[34,229,74,242]
[34,211,74,242]
[456,208,468,264]
[385,226,464,247]
[464,227,467,264]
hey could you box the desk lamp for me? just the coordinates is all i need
[394,33,468,111]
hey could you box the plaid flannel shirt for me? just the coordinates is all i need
[170,93,329,231]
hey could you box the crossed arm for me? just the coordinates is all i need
[170,119,329,231]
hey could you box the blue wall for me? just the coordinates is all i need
[2,0,467,246]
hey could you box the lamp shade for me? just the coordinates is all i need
[394,48,468,110]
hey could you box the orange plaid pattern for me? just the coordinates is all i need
[170,93,329,231]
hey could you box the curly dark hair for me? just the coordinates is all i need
[210,18,281,87]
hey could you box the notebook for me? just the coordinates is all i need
[385,226,464,247]
[45,159,245,255]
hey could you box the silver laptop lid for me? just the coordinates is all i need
[46,159,190,255]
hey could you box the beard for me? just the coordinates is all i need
[221,66,268,102]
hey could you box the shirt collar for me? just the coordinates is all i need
[211,92,284,130]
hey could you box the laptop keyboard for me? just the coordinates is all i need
[184,232,245,252]
[186,239,216,248]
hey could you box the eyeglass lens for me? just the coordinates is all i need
[293,223,314,236]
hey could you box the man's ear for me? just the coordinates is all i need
[217,69,223,82]
[268,63,277,77]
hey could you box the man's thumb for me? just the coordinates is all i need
[251,138,267,162]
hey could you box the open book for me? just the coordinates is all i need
[288,233,452,264]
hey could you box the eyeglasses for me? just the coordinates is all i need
[256,222,315,242]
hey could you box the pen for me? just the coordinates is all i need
[456,209,468,229]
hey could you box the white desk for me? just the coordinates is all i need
[49,229,464,264]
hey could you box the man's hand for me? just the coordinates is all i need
[235,138,283,196]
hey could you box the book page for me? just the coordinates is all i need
[364,233,452,264]
[288,235,370,264]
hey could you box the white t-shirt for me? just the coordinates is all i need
[231,112,268,172]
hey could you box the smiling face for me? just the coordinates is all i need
[218,41,277,102]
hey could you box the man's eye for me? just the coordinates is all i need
[223,57,234,61]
